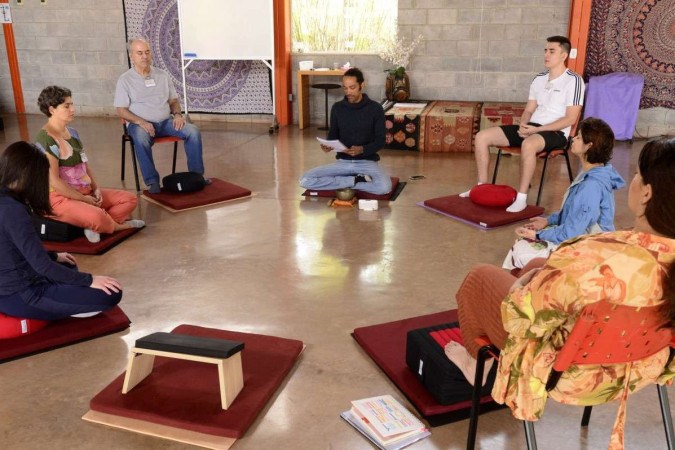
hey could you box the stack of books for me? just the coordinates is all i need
[341,394,430,450]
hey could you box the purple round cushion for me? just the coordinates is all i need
[469,184,517,207]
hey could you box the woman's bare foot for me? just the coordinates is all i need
[444,341,494,386]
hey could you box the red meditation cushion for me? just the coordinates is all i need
[469,184,517,207]
[0,313,49,339]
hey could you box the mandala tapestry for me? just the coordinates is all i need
[584,0,675,109]
[123,0,273,114]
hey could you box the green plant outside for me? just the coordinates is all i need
[291,0,397,53]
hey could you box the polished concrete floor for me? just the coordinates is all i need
[0,114,671,449]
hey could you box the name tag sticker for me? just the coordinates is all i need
[145,78,156,87]
[80,151,88,163]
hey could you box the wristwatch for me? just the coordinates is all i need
[171,112,182,118]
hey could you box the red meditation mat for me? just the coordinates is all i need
[87,325,303,440]
[0,306,130,363]
[353,310,504,426]
[301,177,403,201]
[142,178,252,212]
[43,227,142,255]
[419,195,544,229]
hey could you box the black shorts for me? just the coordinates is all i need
[500,123,568,152]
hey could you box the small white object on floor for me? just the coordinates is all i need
[444,341,494,387]
[358,199,378,211]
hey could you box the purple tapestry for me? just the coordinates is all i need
[123,0,273,114]
[584,0,675,109]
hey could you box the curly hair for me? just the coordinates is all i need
[577,117,615,164]
[37,85,72,117]
[343,68,364,84]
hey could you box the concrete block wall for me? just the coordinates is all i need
[0,0,673,136]
[0,0,127,116]
[398,0,571,102]
[635,107,675,139]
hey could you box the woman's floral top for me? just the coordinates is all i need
[35,127,92,189]
[492,231,675,449]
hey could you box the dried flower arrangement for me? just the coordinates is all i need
[379,33,424,78]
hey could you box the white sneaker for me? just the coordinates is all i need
[84,228,101,243]
[125,219,145,228]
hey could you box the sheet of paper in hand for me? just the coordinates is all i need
[316,137,347,152]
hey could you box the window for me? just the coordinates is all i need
[291,0,397,53]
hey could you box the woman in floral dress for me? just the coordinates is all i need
[455,137,675,448]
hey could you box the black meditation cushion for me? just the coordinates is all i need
[32,215,84,242]
[162,172,205,193]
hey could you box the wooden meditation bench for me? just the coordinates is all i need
[122,332,245,409]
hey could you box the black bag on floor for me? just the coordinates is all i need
[162,172,205,193]
[31,215,84,242]
[406,322,497,405]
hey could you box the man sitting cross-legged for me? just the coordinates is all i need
[299,68,391,195]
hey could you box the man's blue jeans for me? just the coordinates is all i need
[127,118,204,186]
[299,160,392,194]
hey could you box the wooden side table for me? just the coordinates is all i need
[297,69,344,129]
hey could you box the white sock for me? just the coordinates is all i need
[444,341,494,387]
[459,182,484,198]
[71,311,102,318]
[84,228,101,243]
[506,192,528,213]
[125,219,145,228]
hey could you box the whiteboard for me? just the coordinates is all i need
[177,0,274,60]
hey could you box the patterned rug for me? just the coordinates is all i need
[480,102,527,131]
[584,0,675,109]
[123,0,273,114]
[384,102,432,151]
[419,101,482,153]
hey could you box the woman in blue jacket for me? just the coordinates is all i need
[503,118,625,270]
[0,141,122,320]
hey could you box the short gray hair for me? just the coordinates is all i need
[127,37,150,54]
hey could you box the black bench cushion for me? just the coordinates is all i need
[135,332,244,359]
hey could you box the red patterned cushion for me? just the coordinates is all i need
[0,313,49,339]
[469,184,517,207]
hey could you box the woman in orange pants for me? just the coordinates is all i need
[35,86,144,243]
